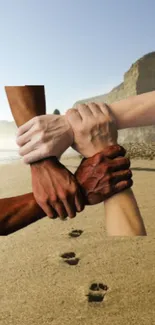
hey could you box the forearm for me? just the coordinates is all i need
[104,188,146,236]
[109,90,155,129]
[5,85,46,126]
[0,194,45,236]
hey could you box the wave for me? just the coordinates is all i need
[0,150,21,164]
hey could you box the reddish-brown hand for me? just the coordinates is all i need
[0,145,133,236]
[75,145,133,205]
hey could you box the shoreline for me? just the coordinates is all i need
[0,142,155,165]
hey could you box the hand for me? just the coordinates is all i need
[31,157,85,219]
[16,115,74,164]
[66,102,117,157]
[5,86,83,221]
[0,145,132,236]
[75,145,133,205]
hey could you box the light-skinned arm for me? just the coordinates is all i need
[66,103,147,236]
[109,90,155,129]
[16,90,155,164]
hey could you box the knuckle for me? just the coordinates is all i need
[43,143,50,155]
[34,117,43,129]
[58,190,67,201]
[16,137,21,146]
[38,196,48,205]
[39,131,45,142]
[125,158,130,167]
[104,163,111,173]
[128,169,132,177]
[76,104,82,109]
[66,108,73,115]
[23,156,29,164]
[70,184,78,195]
[50,195,59,205]
[33,116,39,124]
[105,174,111,183]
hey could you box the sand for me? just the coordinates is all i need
[0,156,155,325]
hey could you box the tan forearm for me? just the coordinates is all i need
[104,189,147,236]
[109,90,155,129]
[0,194,46,236]
[5,85,46,126]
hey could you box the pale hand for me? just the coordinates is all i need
[16,115,74,164]
[66,102,118,157]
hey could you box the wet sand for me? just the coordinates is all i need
[0,157,155,325]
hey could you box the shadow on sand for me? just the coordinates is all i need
[131,167,155,172]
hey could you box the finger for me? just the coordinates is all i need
[19,140,37,156]
[17,118,35,136]
[40,202,58,219]
[112,169,132,185]
[16,127,35,147]
[76,104,93,121]
[110,157,130,171]
[23,147,48,164]
[100,145,126,159]
[114,178,133,193]
[99,102,116,120]
[88,102,104,117]
[66,108,82,124]
[74,188,85,212]
[62,197,77,218]
[52,201,68,220]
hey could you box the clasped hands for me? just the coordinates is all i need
[16,102,132,219]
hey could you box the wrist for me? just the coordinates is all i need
[86,141,118,158]
[64,117,74,147]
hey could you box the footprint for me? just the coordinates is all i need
[69,229,83,238]
[87,283,108,303]
[61,252,80,266]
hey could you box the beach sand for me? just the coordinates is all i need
[0,157,155,325]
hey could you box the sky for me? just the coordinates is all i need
[0,0,155,121]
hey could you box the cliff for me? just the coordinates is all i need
[73,52,155,156]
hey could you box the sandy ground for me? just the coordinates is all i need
[0,156,155,325]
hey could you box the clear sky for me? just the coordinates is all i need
[0,0,155,121]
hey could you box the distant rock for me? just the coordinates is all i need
[53,109,60,115]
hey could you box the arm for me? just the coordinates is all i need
[0,193,46,236]
[16,90,155,164]
[104,189,146,236]
[5,86,84,219]
[108,90,155,129]
[0,145,132,236]
[66,103,147,236]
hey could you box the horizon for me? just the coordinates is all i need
[0,80,119,121]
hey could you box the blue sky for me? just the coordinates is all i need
[0,0,155,121]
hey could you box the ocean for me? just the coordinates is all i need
[0,149,21,164]
[0,147,79,164]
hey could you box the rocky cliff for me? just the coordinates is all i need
[73,52,155,158]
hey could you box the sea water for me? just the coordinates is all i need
[0,147,78,164]
[0,149,21,164]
